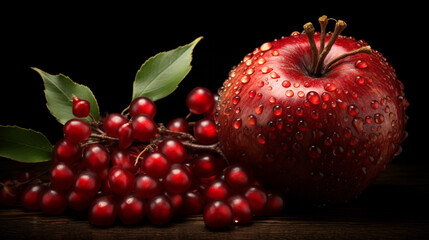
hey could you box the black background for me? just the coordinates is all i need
[0,3,425,164]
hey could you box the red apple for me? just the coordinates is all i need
[215,16,409,203]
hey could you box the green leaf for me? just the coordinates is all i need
[32,67,100,124]
[132,36,203,102]
[0,126,53,163]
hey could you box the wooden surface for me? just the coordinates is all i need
[1,161,429,240]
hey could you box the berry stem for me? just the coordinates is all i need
[181,141,229,165]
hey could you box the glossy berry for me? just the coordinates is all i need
[141,152,170,178]
[21,184,45,211]
[224,164,252,192]
[164,192,183,212]
[72,96,90,118]
[0,181,20,206]
[103,113,128,138]
[166,117,189,133]
[227,195,252,225]
[53,138,82,164]
[133,174,162,200]
[40,189,67,215]
[129,97,156,119]
[193,119,218,144]
[111,149,138,174]
[117,122,134,149]
[63,119,91,143]
[67,190,93,212]
[132,114,157,142]
[158,138,187,163]
[73,170,100,197]
[181,191,204,215]
[193,154,218,179]
[244,186,267,216]
[118,195,145,225]
[265,192,284,216]
[163,164,191,194]
[146,195,174,226]
[83,144,110,172]
[50,162,76,192]
[186,87,215,114]
[108,166,135,197]
[203,200,232,229]
[204,179,231,201]
[89,196,117,226]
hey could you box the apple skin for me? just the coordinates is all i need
[215,32,408,203]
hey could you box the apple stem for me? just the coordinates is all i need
[304,16,372,77]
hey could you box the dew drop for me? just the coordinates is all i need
[272,50,279,56]
[282,80,291,88]
[285,90,294,97]
[256,134,266,144]
[260,42,273,51]
[374,113,384,124]
[297,91,305,98]
[355,60,368,69]
[324,83,337,92]
[370,100,379,109]
[270,72,280,79]
[261,67,273,74]
[248,90,256,98]
[297,120,308,131]
[307,91,321,105]
[254,105,264,115]
[355,76,365,85]
[233,118,242,129]
[337,99,347,109]
[247,115,257,126]
[232,96,240,105]
[295,108,304,117]
[246,68,255,75]
[257,57,266,65]
[347,105,360,117]
[273,105,283,116]
[295,131,304,141]
[241,75,250,84]
[269,97,276,103]
[352,117,364,133]
[308,146,322,159]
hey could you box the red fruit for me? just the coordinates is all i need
[50,162,76,192]
[186,87,215,114]
[72,96,90,118]
[146,195,174,226]
[67,190,93,211]
[132,114,157,142]
[265,192,284,216]
[111,149,138,174]
[181,191,204,215]
[108,166,135,197]
[244,186,267,216]
[227,195,252,225]
[224,163,253,192]
[89,196,117,226]
[141,152,170,178]
[129,97,157,119]
[193,119,218,144]
[118,195,145,225]
[133,174,162,199]
[216,16,408,203]
[118,122,134,149]
[204,179,231,202]
[0,181,20,206]
[63,119,91,143]
[83,144,110,172]
[166,117,189,133]
[158,138,187,163]
[21,184,45,211]
[193,154,218,179]
[53,138,82,164]
[103,113,128,138]
[40,189,67,215]
[163,164,192,194]
[203,200,232,229]
[73,170,100,196]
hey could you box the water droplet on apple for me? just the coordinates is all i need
[248,90,256,98]
[260,42,272,51]
[241,75,250,84]
[295,131,304,141]
[247,115,257,126]
[285,90,294,97]
[297,91,305,98]
[273,105,282,116]
[307,91,321,105]
[254,105,264,115]
[355,76,365,85]
[268,97,276,103]
[324,83,337,92]
[256,134,266,144]
[355,60,368,69]
[257,57,266,65]
[374,113,384,124]
[370,100,379,109]
[352,117,364,133]
[308,146,322,159]
[270,72,280,79]
[347,105,360,117]
[295,108,304,117]
[321,92,331,102]
[261,66,273,74]
[233,118,242,129]
[282,80,291,88]
[298,120,308,131]
[232,96,240,105]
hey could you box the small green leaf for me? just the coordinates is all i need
[132,36,203,102]
[32,67,100,125]
[0,126,53,163]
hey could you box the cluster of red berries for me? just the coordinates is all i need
[0,87,284,229]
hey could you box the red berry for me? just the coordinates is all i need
[203,200,232,229]
[73,170,100,197]
[204,179,231,202]
[63,119,91,143]
[83,144,110,172]
[133,174,161,200]
[186,87,215,114]
[111,149,138,174]
[108,166,135,197]
[181,191,204,215]
[53,138,82,164]
[0,181,20,206]
[118,195,145,225]
[193,154,218,179]
[50,162,76,192]
[163,164,191,194]
[164,192,183,212]
[21,184,45,211]
[132,114,157,142]
[129,97,156,119]
[67,190,93,211]
[193,119,218,144]
[265,192,284,216]
[117,122,134,149]
[40,188,67,215]
[244,186,267,216]
[103,113,128,138]
[88,196,117,226]
[227,195,252,225]
[166,117,189,133]
[146,195,174,226]
[158,138,187,163]
[224,164,253,192]
[72,96,90,118]
[141,152,170,178]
